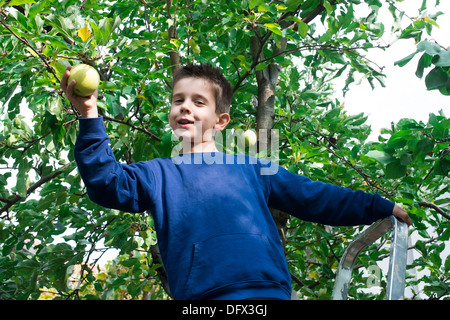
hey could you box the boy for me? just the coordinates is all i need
[61,63,411,300]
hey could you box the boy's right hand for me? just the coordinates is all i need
[60,65,99,118]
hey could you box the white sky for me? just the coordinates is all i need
[335,0,450,141]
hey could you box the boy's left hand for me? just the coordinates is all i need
[392,205,411,227]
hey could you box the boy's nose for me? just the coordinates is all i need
[180,102,192,113]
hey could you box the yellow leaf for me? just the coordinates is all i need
[188,39,200,54]
[78,22,92,42]
[170,38,179,48]
[237,55,246,62]
[25,46,39,58]
[264,23,282,36]
[8,0,36,5]
[275,4,287,10]
[96,272,107,281]
[318,288,327,296]
[420,16,439,27]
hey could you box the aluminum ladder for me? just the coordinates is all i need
[331,215,409,300]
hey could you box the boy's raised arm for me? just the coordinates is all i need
[60,65,154,213]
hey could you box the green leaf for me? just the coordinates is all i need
[108,221,131,238]
[399,152,412,166]
[285,0,303,11]
[430,117,450,139]
[46,96,63,119]
[385,160,407,179]
[434,50,450,67]
[98,81,119,91]
[16,259,40,276]
[394,51,418,67]
[425,67,448,90]
[257,3,270,12]
[44,15,74,40]
[264,23,283,36]
[415,53,430,78]
[116,45,156,59]
[387,130,411,149]
[324,107,340,122]
[398,27,422,40]
[445,255,450,273]
[91,16,121,46]
[34,34,69,50]
[255,62,269,71]
[417,40,442,55]
[297,20,308,38]
[8,0,36,6]
[434,156,450,176]
[121,257,140,267]
[366,150,394,165]
[16,158,32,196]
[249,0,264,9]
[412,137,434,163]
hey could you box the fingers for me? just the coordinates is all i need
[400,208,411,227]
[393,205,412,227]
[402,212,412,227]
[66,77,77,100]
[61,65,80,102]
[60,65,72,92]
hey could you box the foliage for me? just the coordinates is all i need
[0,0,449,300]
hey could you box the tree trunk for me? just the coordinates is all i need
[146,0,182,299]
[249,2,328,254]
[150,242,172,298]
[166,0,180,75]
[250,33,290,247]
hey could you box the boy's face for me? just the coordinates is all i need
[169,77,229,150]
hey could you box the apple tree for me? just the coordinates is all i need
[0,0,449,300]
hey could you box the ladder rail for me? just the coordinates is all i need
[385,216,409,299]
[331,216,408,300]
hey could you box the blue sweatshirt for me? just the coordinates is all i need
[74,117,395,300]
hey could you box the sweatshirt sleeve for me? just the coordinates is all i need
[267,164,394,226]
[74,117,155,213]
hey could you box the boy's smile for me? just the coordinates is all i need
[169,77,229,153]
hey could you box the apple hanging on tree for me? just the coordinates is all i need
[243,129,257,148]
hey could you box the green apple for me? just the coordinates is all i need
[243,129,257,147]
[68,64,100,97]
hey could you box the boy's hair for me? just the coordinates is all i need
[172,63,233,114]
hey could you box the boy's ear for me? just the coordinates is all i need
[214,113,230,131]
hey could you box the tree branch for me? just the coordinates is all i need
[315,133,395,198]
[0,162,74,215]
[102,115,161,142]
[418,201,450,221]
[233,1,383,92]
[233,28,272,92]
[0,17,60,82]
